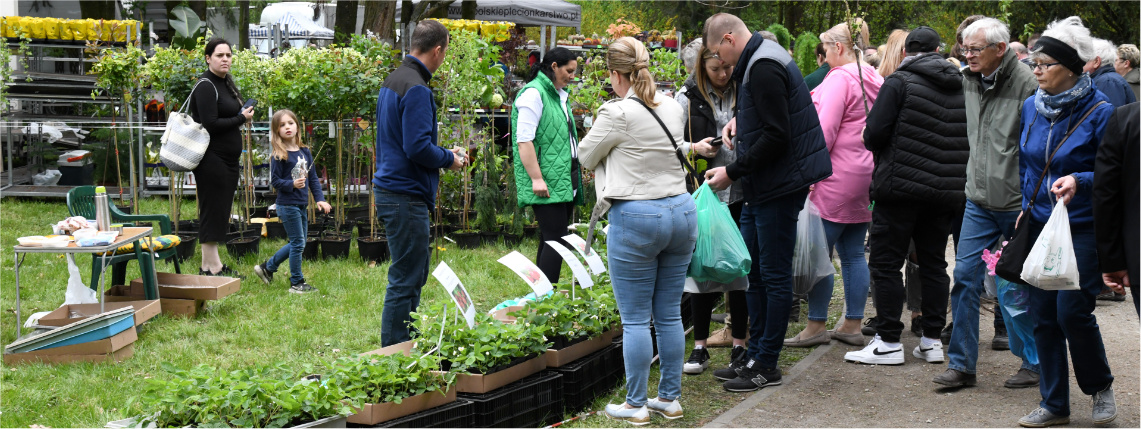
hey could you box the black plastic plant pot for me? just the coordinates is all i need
[319,233,351,259]
[480,231,501,245]
[523,225,539,238]
[176,219,199,233]
[502,233,523,247]
[453,232,481,249]
[265,221,288,240]
[250,206,269,219]
[115,204,133,214]
[303,237,319,260]
[225,235,261,260]
[226,225,261,242]
[357,237,389,262]
[357,222,383,239]
[307,226,323,238]
[174,234,197,262]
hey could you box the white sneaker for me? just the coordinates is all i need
[604,403,650,426]
[646,397,683,419]
[913,342,944,363]
[844,335,904,365]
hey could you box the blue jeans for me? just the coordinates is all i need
[375,188,431,347]
[1026,220,1112,416]
[608,194,697,407]
[739,188,808,369]
[947,200,1035,374]
[806,220,870,322]
[266,204,308,285]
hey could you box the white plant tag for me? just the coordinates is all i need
[328,122,335,138]
[562,233,606,274]
[432,262,475,328]
[545,240,594,288]
[497,251,554,296]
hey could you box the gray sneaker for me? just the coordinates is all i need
[289,282,318,294]
[1018,407,1069,428]
[1092,386,1117,424]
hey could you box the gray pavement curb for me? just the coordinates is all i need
[703,342,837,428]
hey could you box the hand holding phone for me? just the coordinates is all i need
[243,99,258,110]
[710,136,724,146]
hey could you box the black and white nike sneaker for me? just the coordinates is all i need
[912,341,944,363]
[844,335,904,365]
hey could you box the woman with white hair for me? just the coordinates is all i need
[1084,38,1137,107]
[1114,43,1140,100]
[1012,16,1117,428]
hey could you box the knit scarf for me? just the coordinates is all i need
[1034,73,1092,120]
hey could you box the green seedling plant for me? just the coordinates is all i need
[411,303,549,374]
[510,284,620,344]
[326,352,453,406]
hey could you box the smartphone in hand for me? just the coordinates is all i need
[710,136,724,146]
[242,99,258,110]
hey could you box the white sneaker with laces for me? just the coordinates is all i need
[913,341,945,363]
[646,397,683,419]
[604,403,650,426]
[844,335,904,365]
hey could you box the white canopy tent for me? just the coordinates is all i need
[394,0,582,59]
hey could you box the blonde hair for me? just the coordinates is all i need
[270,109,307,161]
[1118,44,1139,68]
[692,44,737,110]
[607,37,659,108]
[820,19,870,61]
[878,29,910,77]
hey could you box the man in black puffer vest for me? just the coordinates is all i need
[855,27,968,366]
[703,13,832,393]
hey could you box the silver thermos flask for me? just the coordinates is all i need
[94,186,111,231]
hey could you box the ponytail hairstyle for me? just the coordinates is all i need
[204,37,243,101]
[607,37,659,108]
[270,109,306,161]
[529,47,578,83]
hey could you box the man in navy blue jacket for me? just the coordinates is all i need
[373,19,466,346]
[1085,38,1137,108]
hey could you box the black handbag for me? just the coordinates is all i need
[994,101,1105,285]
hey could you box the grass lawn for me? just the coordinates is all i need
[0,196,848,428]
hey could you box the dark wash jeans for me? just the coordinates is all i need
[738,188,808,369]
[266,204,308,285]
[867,201,954,343]
[374,188,431,347]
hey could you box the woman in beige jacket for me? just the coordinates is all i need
[579,37,698,425]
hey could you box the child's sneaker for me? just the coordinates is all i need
[254,263,273,285]
[289,282,318,294]
[646,398,683,419]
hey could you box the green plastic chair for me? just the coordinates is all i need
[65,186,182,295]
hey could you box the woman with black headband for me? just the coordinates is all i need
[1014,16,1117,428]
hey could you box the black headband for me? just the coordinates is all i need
[1033,36,1085,75]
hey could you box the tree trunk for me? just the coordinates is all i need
[363,0,397,43]
[80,1,117,20]
[334,0,360,44]
[461,0,476,20]
[238,0,250,50]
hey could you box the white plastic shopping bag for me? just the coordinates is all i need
[793,197,835,295]
[1020,203,1080,290]
[63,254,98,304]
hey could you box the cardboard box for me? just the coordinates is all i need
[360,340,414,357]
[489,305,525,324]
[105,285,205,317]
[38,300,160,328]
[3,329,136,365]
[129,272,240,301]
[545,328,621,368]
[347,388,456,425]
[444,354,547,394]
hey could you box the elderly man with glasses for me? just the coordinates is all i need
[934,17,1041,390]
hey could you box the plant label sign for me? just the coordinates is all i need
[545,240,594,288]
[497,251,553,296]
[562,233,606,275]
[432,262,475,328]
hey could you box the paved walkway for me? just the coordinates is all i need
[706,252,1139,427]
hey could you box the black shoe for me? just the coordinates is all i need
[910,316,923,337]
[1097,288,1127,302]
[253,262,273,285]
[683,347,711,374]
[932,368,977,388]
[940,322,953,346]
[200,264,246,280]
[991,333,1010,351]
[861,317,879,336]
[713,346,748,381]
[1004,368,1040,389]
[722,360,782,392]
[289,282,318,294]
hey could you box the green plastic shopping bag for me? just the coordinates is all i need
[688,183,751,283]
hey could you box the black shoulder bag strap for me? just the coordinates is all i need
[629,97,698,178]
[1023,100,1107,212]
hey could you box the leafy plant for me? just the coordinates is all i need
[765,23,792,51]
[410,303,550,374]
[793,31,820,78]
[509,285,620,344]
[569,54,610,116]
[606,18,642,39]
[327,353,453,406]
[91,45,147,104]
[169,5,205,50]
[649,48,685,93]
[143,40,206,112]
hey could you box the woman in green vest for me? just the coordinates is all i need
[511,47,585,283]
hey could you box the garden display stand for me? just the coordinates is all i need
[458,371,564,428]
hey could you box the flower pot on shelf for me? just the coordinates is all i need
[319,233,351,259]
[225,235,261,259]
[452,231,481,249]
[357,236,389,263]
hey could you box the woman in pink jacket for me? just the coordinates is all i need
[785,20,883,348]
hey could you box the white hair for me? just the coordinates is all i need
[1091,38,1116,64]
[963,17,1010,53]
[1033,16,1096,62]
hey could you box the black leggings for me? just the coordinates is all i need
[533,202,574,284]
[692,290,748,340]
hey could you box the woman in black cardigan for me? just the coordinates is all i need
[191,38,253,276]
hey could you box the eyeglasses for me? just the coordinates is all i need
[963,43,997,56]
[1032,62,1063,72]
[711,32,732,60]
